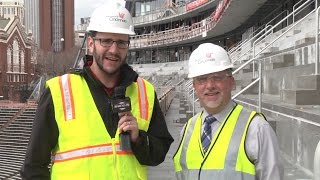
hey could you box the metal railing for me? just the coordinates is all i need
[158,87,175,115]
[231,0,316,112]
[230,9,289,62]
[293,0,316,23]
[234,98,320,179]
[129,0,228,49]
[230,25,273,64]
[316,5,320,75]
[265,9,289,27]
[132,0,216,25]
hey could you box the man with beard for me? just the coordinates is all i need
[21,2,173,180]
[173,43,283,180]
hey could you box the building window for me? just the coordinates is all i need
[7,74,11,82]
[7,47,12,72]
[13,39,19,72]
[20,50,25,73]
[145,1,151,15]
[136,2,141,16]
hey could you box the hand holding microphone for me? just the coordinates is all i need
[112,86,139,151]
[118,112,139,142]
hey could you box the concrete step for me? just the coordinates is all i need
[281,75,320,105]
[265,54,295,70]
[285,29,301,37]
[295,37,315,46]
[234,94,320,124]
[256,46,279,58]
[297,74,320,89]
[234,72,259,95]
[236,83,259,95]
[281,89,320,105]
[260,46,279,53]
[242,61,257,73]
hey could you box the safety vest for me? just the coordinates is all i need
[173,104,258,180]
[46,73,155,180]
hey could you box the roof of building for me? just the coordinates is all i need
[0,18,10,29]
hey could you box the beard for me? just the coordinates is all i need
[199,92,231,114]
[92,45,125,76]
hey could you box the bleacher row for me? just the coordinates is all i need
[131,61,188,77]
[0,106,37,180]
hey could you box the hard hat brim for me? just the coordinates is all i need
[188,64,234,78]
[87,26,135,35]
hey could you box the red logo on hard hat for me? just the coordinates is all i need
[206,53,213,58]
[119,12,125,19]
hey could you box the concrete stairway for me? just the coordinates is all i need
[174,93,193,124]
[281,74,320,105]
[148,93,184,180]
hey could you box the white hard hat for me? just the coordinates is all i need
[87,2,135,35]
[188,43,234,78]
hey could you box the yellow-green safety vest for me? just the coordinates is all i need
[47,73,155,180]
[173,104,258,180]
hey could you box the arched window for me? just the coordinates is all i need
[12,39,19,72]
[7,46,12,72]
[20,50,25,73]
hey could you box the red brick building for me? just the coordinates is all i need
[39,0,74,52]
[0,17,34,102]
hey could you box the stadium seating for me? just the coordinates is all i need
[0,106,36,180]
[0,107,20,128]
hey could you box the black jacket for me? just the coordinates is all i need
[21,64,174,180]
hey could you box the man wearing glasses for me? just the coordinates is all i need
[21,2,173,180]
[173,43,283,180]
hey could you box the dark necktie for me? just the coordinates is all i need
[201,115,216,154]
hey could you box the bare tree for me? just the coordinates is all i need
[53,46,80,75]
[35,46,80,76]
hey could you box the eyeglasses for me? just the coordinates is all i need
[194,74,232,85]
[93,38,130,49]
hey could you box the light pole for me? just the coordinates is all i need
[51,37,64,75]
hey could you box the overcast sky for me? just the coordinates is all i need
[74,0,106,27]
[3,0,23,2]
[7,0,125,29]
[74,0,126,28]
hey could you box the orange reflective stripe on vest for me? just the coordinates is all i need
[52,143,134,163]
[59,74,75,120]
[137,77,149,120]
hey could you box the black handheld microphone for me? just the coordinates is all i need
[112,86,132,151]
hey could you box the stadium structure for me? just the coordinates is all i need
[1,0,320,179]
